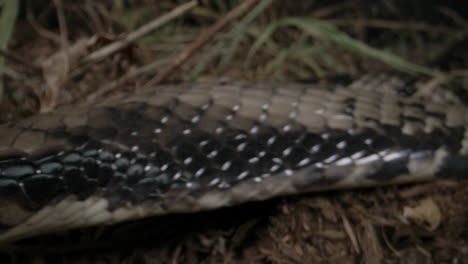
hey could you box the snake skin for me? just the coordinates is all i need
[0,76,467,243]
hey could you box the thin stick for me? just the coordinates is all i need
[0,48,41,71]
[82,0,197,64]
[26,2,61,43]
[143,0,262,88]
[87,56,174,101]
[53,0,70,72]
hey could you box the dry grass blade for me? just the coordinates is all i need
[187,0,275,80]
[0,0,19,101]
[144,0,262,87]
[82,0,198,64]
[266,44,330,77]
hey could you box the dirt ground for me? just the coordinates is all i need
[1,1,468,263]
[3,181,467,263]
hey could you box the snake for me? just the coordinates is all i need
[0,75,467,244]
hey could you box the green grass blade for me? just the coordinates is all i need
[220,0,275,67]
[248,17,436,76]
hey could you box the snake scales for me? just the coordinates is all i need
[0,75,467,243]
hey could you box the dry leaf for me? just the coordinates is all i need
[403,198,442,231]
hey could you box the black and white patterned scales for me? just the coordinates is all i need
[0,75,467,242]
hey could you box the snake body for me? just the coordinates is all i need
[0,76,467,243]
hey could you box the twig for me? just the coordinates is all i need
[311,1,353,18]
[3,67,41,93]
[414,74,448,98]
[399,180,458,199]
[439,7,468,29]
[341,212,360,254]
[87,56,174,101]
[449,69,468,77]
[53,0,70,73]
[381,227,401,257]
[26,2,61,43]
[82,0,197,64]
[0,48,41,72]
[143,0,262,88]
[36,0,72,112]
[170,244,183,264]
[84,2,106,34]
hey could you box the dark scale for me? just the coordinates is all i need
[181,152,210,174]
[429,128,462,153]
[191,167,223,187]
[368,133,396,152]
[393,133,422,150]
[401,115,424,124]
[141,164,160,178]
[172,103,202,123]
[296,133,323,150]
[234,139,259,160]
[0,179,32,211]
[97,163,114,186]
[82,149,99,157]
[62,165,93,199]
[126,163,146,185]
[98,151,116,163]
[198,138,223,156]
[172,141,199,163]
[39,162,63,175]
[218,158,249,182]
[151,150,174,168]
[32,154,57,165]
[0,179,21,198]
[255,127,280,146]
[2,161,36,179]
[61,152,82,164]
[152,172,172,186]
[282,146,312,169]
[107,185,134,208]
[222,129,249,147]
[299,165,342,187]
[114,157,131,172]
[310,141,339,162]
[444,127,465,153]
[21,175,65,206]
[339,136,372,158]
[368,150,410,181]
[132,178,163,202]
[425,111,446,120]
[436,154,468,179]
[157,163,183,183]
[266,133,297,156]
[81,157,99,179]
[210,147,239,168]
[253,152,285,175]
